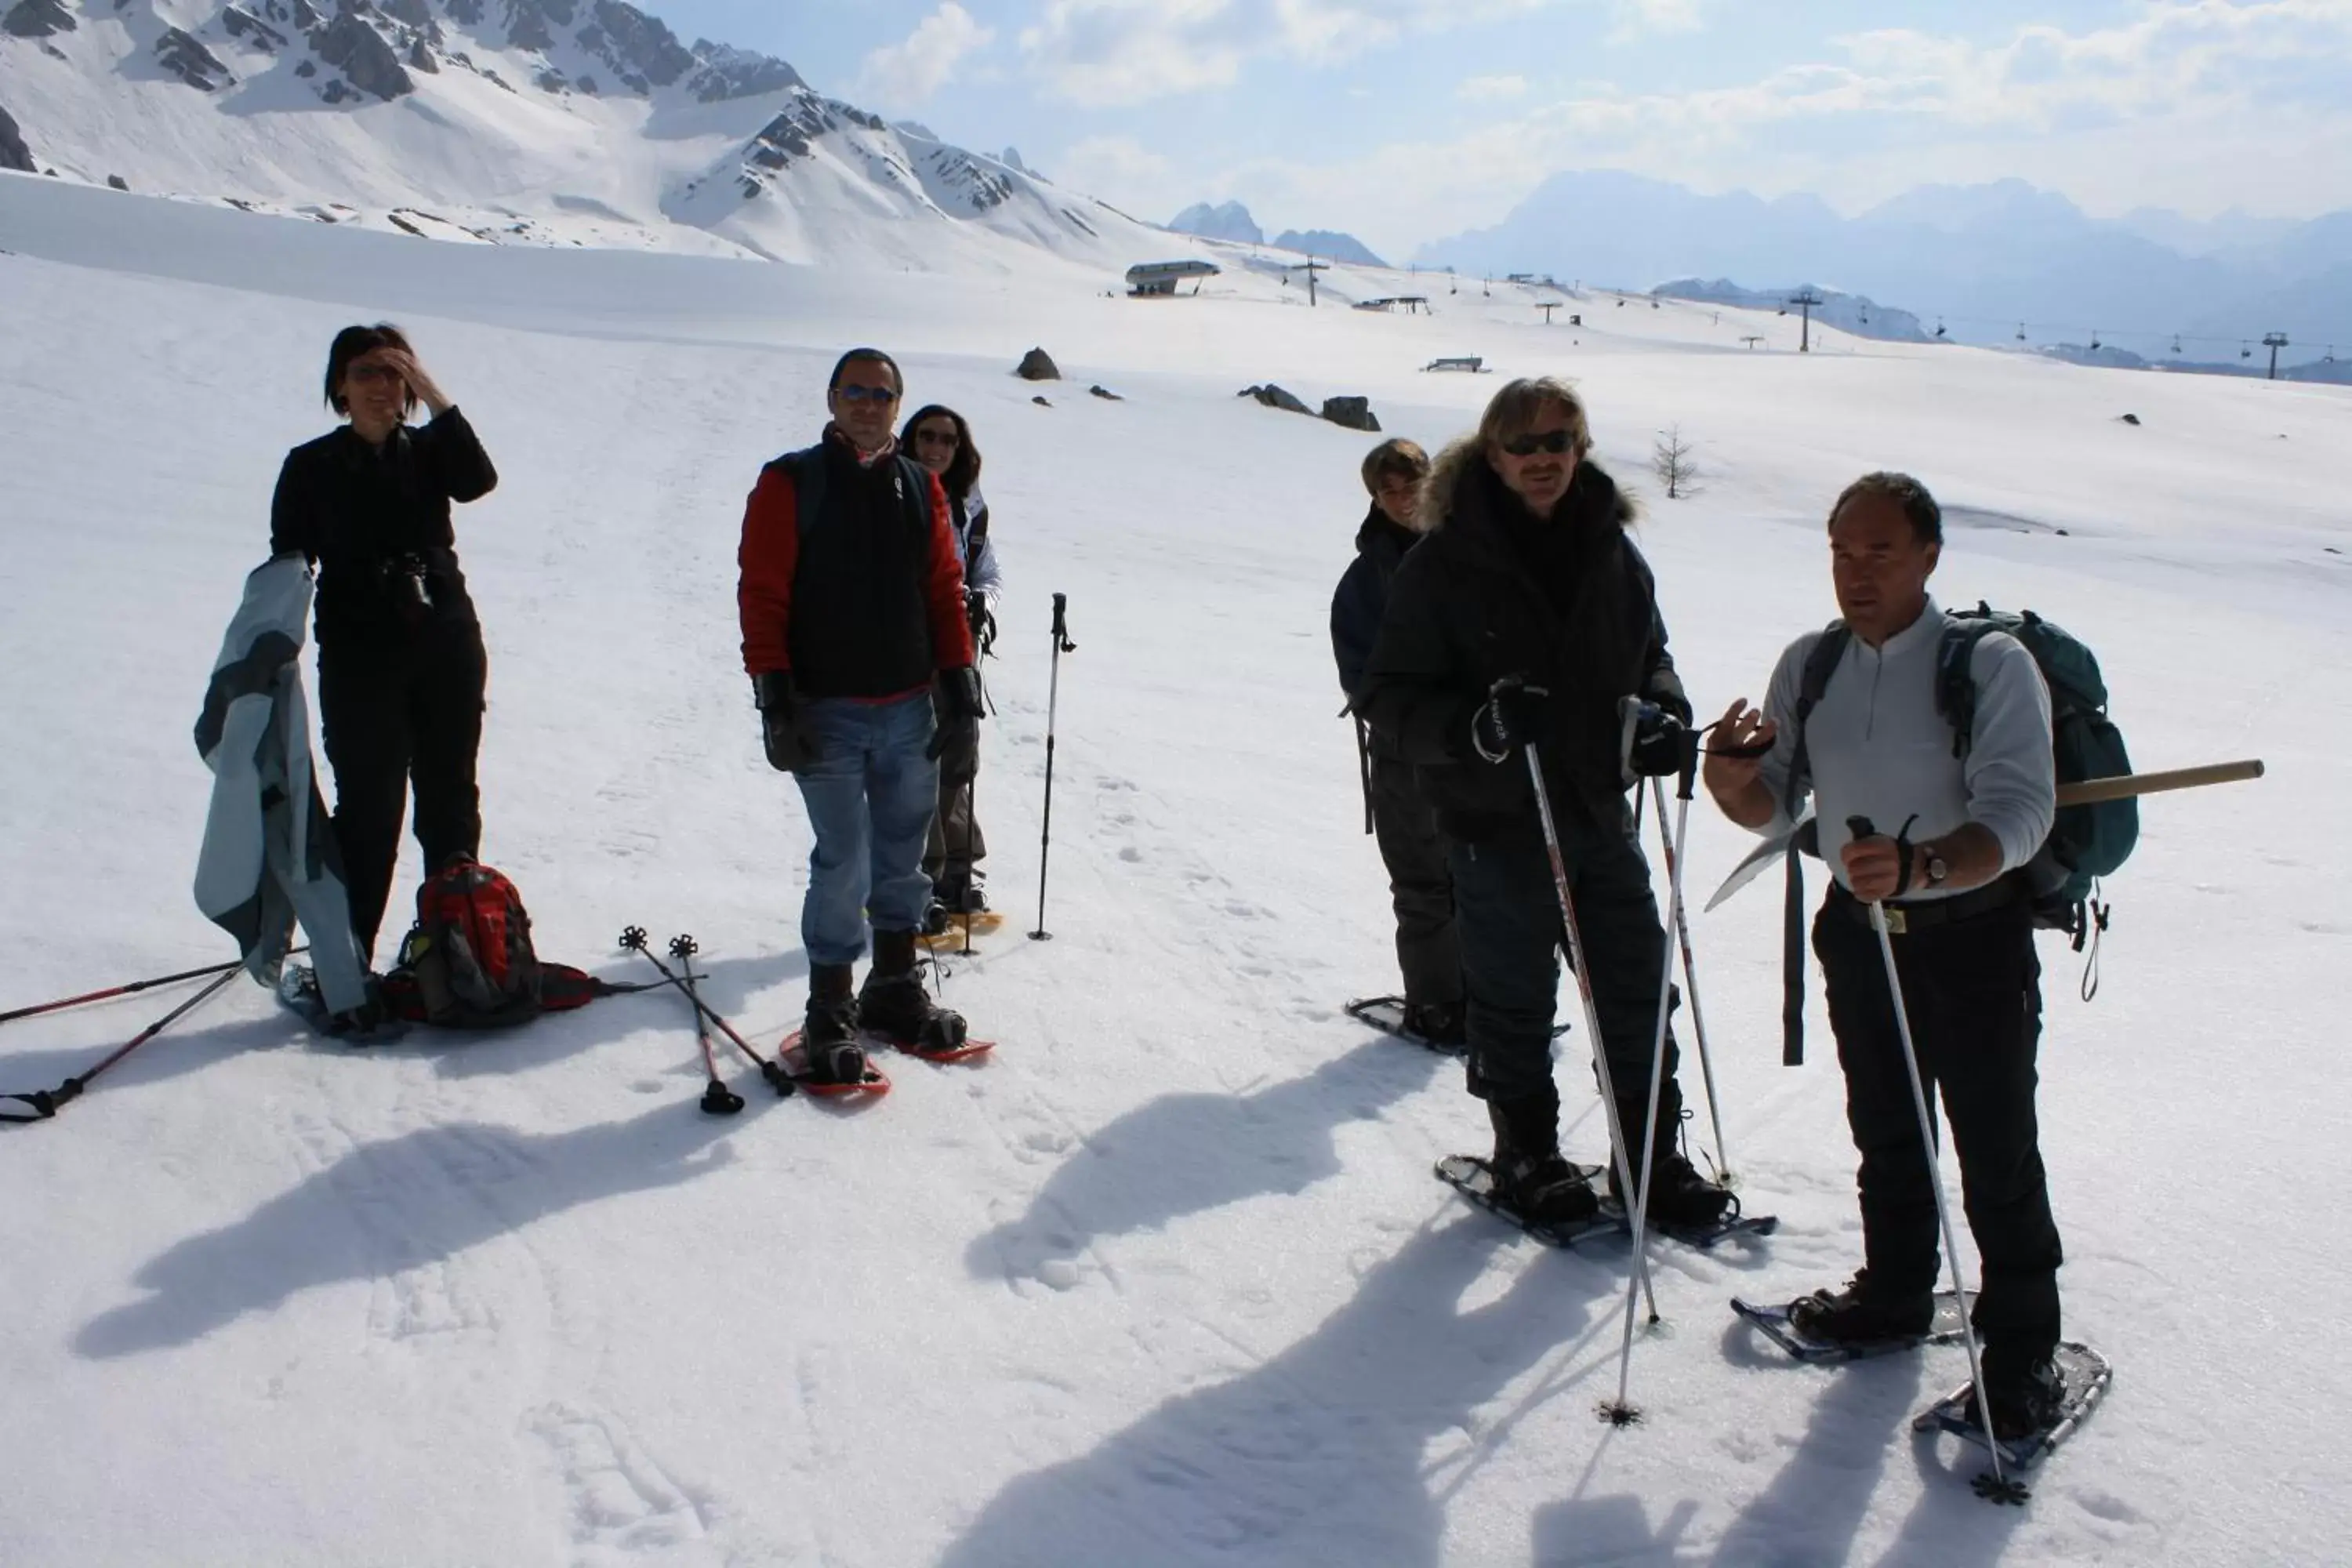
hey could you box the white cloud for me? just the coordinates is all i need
[1458,73,1529,102]
[855,3,996,111]
[1046,2,2352,257]
[1020,0,1560,107]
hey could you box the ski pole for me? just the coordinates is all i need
[1523,741,1659,1334]
[2,966,243,1123]
[961,753,980,959]
[1651,772,1733,1185]
[1605,734,1704,1422]
[1030,592,1077,942]
[670,935,744,1116]
[0,948,305,1030]
[619,928,793,1098]
[1846,815,2018,1503]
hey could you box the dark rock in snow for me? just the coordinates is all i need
[1239,383,1312,416]
[2,0,76,39]
[1322,395,1380,432]
[1017,347,1061,381]
[1031,395,1051,407]
[0,102,31,173]
[155,27,236,91]
[107,172,129,191]
[220,5,290,49]
[1088,385,1123,401]
[2119,412,2141,425]
[408,38,438,71]
[380,0,430,25]
[580,2,695,90]
[310,9,416,101]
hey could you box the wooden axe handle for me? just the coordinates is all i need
[2057,759,2265,807]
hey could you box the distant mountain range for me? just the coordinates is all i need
[1417,171,2352,366]
[0,0,1161,269]
[1168,199,1386,267]
[1651,278,1932,344]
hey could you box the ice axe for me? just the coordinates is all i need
[1704,760,2266,913]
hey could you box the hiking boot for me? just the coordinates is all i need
[1963,1352,2067,1442]
[858,929,968,1054]
[1401,999,1466,1048]
[1611,1148,1735,1229]
[938,877,989,915]
[1486,1085,1599,1224]
[802,963,866,1084]
[1787,1272,1936,1346]
[1608,1083,1733,1228]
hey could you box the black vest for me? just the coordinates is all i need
[778,442,938,699]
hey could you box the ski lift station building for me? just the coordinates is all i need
[1127,260,1221,296]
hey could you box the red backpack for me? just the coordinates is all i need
[393,858,545,1028]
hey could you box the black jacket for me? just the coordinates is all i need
[1330,505,1421,757]
[270,408,497,645]
[1358,447,1688,842]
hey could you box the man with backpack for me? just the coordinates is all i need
[1702,470,2067,1441]
[738,348,983,1082]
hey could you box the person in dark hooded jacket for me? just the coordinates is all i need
[1358,376,1731,1229]
[1331,437,1462,1044]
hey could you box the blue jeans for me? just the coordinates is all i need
[793,692,939,967]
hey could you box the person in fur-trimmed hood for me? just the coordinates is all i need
[1358,376,1732,1231]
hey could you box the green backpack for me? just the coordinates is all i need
[1933,601,2137,943]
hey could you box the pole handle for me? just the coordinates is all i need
[2056,759,2263,807]
[1050,592,1076,653]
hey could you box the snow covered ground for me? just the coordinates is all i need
[3,169,2350,1566]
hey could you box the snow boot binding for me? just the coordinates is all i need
[1487,1085,1599,1225]
[858,930,968,1057]
[800,963,867,1087]
[1400,999,1466,1049]
[1964,1349,2068,1442]
[1787,1272,1936,1347]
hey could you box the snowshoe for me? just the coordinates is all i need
[1733,1283,1971,1364]
[1436,1154,1622,1247]
[276,964,405,1044]
[775,1029,892,1097]
[1915,1342,2111,1475]
[1345,996,1565,1057]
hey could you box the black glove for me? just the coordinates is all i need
[1626,704,1691,779]
[929,666,983,762]
[1470,674,1549,764]
[753,671,820,772]
[965,588,995,650]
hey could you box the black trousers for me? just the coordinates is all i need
[318,625,488,961]
[1815,890,2063,1363]
[1449,818,1681,1117]
[1369,753,1460,1007]
[922,714,985,891]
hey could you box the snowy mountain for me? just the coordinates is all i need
[0,0,1167,270]
[1169,198,1261,244]
[1272,227,1385,268]
[1418,169,2352,365]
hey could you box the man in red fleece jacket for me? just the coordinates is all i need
[739,347,982,1083]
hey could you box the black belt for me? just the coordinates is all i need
[1828,876,2020,935]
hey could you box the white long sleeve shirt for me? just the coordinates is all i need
[1755,597,2056,900]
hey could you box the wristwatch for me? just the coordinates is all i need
[1922,847,1950,887]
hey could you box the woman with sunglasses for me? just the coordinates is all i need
[1356,377,1733,1234]
[269,323,497,971]
[899,404,1001,929]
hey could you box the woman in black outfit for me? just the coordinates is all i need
[270,324,498,964]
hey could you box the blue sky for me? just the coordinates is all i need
[638,2,2352,257]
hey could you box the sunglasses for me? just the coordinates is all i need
[836,384,899,405]
[914,428,960,447]
[1500,430,1575,457]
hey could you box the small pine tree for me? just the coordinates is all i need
[1653,426,1700,500]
